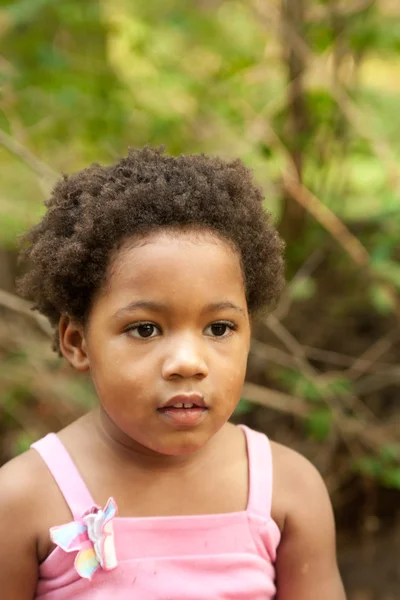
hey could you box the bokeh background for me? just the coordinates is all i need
[1,1,399,597]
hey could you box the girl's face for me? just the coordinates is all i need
[64,230,251,456]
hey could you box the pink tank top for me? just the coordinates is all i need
[31,425,280,599]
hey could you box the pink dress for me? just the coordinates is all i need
[31,425,280,599]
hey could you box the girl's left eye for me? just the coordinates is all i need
[204,322,236,338]
[127,323,160,339]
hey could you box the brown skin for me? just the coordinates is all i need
[0,231,345,599]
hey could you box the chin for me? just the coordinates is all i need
[154,431,211,456]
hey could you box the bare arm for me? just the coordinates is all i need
[273,446,346,600]
[0,452,41,600]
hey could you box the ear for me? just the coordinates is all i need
[59,315,90,372]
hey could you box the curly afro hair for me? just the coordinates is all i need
[17,147,285,352]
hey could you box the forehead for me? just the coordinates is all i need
[101,230,246,310]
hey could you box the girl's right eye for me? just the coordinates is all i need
[126,323,160,339]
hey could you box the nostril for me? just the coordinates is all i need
[161,354,208,380]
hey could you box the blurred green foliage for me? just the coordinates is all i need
[355,444,400,488]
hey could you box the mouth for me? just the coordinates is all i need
[159,393,207,410]
[157,393,208,427]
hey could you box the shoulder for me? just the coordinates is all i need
[0,446,70,599]
[270,440,333,530]
[0,450,47,598]
[0,445,70,558]
[0,448,50,534]
[270,440,327,494]
[0,448,46,504]
[270,442,345,599]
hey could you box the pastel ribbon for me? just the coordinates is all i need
[50,497,118,580]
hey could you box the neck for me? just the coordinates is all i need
[87,407,225,473]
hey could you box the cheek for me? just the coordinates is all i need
[99,385,152,429]
[88,354,138,408]
[218,350,248,392]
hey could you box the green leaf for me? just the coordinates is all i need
[290,277,317,302]
[371,260,400,290]
[354,456,382,478]
[368,283,395,314]
[325,376,352,397]
[296,378,324,403]
[305,408,332,442]
[354,452,400,489]
[379,444,400,462]
[381,468,400,489]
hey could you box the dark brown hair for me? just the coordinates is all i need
[18,146,285,352]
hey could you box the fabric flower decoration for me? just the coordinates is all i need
[50,497,118,580]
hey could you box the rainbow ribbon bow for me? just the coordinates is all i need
[50,497,118,580]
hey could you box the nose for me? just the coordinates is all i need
[161,334,209,380]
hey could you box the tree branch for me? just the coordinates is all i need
[0,129,57,192]
[0,289,51,336]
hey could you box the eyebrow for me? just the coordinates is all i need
[201,302,245,316]
[113,300,245,319]
[113,301,169,319]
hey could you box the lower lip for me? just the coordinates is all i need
[157,407,208,427]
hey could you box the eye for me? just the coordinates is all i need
[126,322,160,339]
[204,321,236,338]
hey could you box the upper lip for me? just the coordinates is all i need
[159,393,207,409]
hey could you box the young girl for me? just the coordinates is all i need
[0,147,345,599]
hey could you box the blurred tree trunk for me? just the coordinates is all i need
[279,0,308,243]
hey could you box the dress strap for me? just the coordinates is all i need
[239,425,273,518]
[31,433,96,520]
